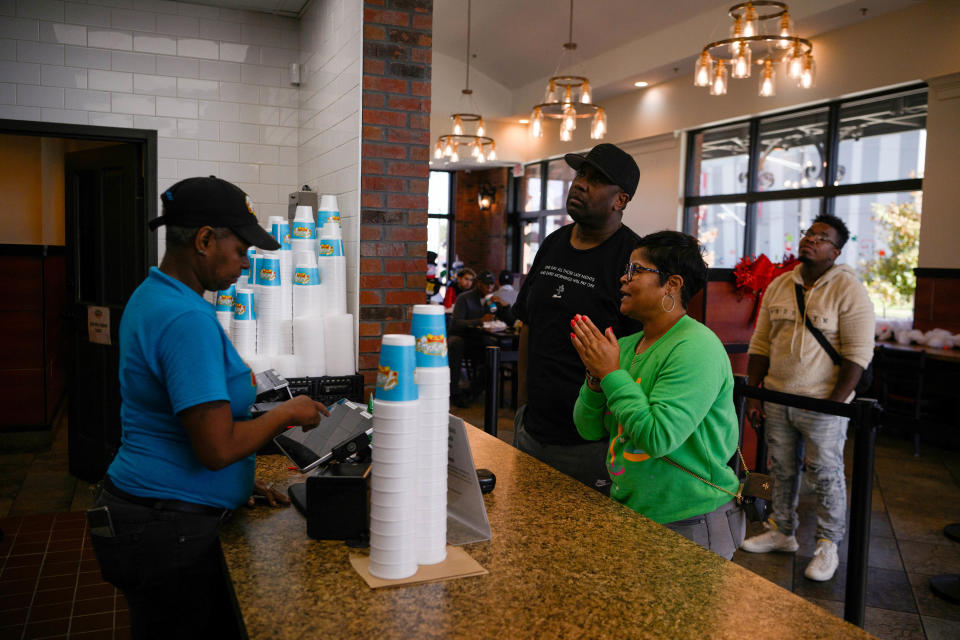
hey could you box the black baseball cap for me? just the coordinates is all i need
[564,143,640,199]
[477,270,495,285]
[150,176,281,250]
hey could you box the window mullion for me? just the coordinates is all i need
[744,119,762,257]
[823,101,841,216]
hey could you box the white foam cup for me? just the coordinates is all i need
[367,559,417,580]
[370,476,416,495]
[369,534,414,552]
[373,432,418,449]
[370,490,415,508]
[370,503,411,522]
[371,399,419,419]
[370,516,415,536]
[415,366,450,385]
[371,460,414,478]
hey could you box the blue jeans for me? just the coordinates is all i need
[764,403,848,543]
[89,489,241,640]
[664,500,745,560]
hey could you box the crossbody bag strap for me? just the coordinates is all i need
[661,454,744,503]
[794,283,842,366]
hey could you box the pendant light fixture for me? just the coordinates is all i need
[528,0,606,141]
[434,0,496,164]
[695,2,815,97]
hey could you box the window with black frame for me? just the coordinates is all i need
[684,87,927,315]
[512,158,575,274]
[428,170,454,301]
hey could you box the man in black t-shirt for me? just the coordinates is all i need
[513,143,642,493]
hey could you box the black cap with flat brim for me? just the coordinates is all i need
[564,143,640,199]
[150,176,281,251]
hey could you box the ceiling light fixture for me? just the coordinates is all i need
[634,81,649,88]
[434,0,496,164]
[695,2,815,97]
[528,0,606,141]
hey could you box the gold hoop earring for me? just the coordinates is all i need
[661,294,676,313]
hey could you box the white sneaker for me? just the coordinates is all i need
[740,526,799,553]
[805,539,839,581]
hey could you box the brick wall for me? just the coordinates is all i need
[453,167,508,274]
[358,0,432,397]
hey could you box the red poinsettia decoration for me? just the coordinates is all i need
[734,253,800,323]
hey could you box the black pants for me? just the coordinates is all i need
[90,490,241,640]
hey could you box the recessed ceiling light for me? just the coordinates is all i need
[634,81,649,88]
[518,119,529,124]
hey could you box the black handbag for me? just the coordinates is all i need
[662,450,772,523]
[794,284,874,395]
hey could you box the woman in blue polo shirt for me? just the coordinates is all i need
[89,177,329,639]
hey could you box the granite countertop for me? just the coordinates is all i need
[220,425,873,639]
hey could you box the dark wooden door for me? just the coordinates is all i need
[65,143,146,482]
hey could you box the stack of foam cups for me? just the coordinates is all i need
[214,285,235,337]
[231,288,256,359]
[290,205,316,265]
[317,194,339,231]
[370,335,419,580]
[238,247,255,290]
[255,252,284,356]
[411,304,450,564]
[270,216,294,354]
[292,254,326,377]
[316,195,346,316]
[323,314,354,376]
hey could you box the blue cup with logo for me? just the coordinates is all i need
[376,335,418,402]
[411,304,448,367]
[291,220,316,240]
[256,255,281,286]
[270,220,291,250]
[233,289,255,320]
[317,238,343,258]
[215,284,236,311]
[241,248,256,280]
[293,265,321,286]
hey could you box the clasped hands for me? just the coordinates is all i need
[569,314,620,390]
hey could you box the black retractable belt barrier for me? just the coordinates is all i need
[734,380,882,629]
[484,346,500,437]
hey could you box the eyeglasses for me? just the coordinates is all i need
[800,228,839,248]
[623,262,662,281]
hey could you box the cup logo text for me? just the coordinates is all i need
[377,364,399,390]
[259,268,276,282]
[294,271,311,284]
[416,333,447,357]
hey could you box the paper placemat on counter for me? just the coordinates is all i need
[350,545,487,589]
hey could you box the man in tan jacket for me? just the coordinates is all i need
[741,214,875,582]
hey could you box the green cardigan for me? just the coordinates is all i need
[573,315,741,524]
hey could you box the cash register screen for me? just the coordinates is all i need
[272,400,372,472]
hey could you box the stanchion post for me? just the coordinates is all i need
[843,397,880,627]
[484,346,500,437]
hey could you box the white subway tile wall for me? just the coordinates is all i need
[2,0,364,319]
[298,0,363,316]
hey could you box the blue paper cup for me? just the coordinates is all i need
[270,221,291,250]
[256,255,281,286]
[293,265,321,286]
[242,247,256,279]
[411,304,448,366]
[234,289,255,320]
[291,220,316,240]
[215,284,236,311]
[376,335,418,402]
[317,238,343,257]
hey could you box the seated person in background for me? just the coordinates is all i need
[448,270,516,406]
[496,270,518,306]
[571,231,745,560]
[443,267,475,309]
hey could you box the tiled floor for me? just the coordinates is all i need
[2,402,959,639]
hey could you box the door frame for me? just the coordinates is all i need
[0,119,158,266]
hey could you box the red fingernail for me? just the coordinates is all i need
[570,318,575,328]
[570,333,575,339]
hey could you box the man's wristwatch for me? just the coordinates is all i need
[585,370,602,386]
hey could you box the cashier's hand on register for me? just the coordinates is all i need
[244,393,331,508]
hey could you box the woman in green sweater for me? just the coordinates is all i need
[571,231,745,559]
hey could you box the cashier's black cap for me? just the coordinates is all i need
[477,270,495,285]
[564,143,640,199]
[151,176,281,251]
